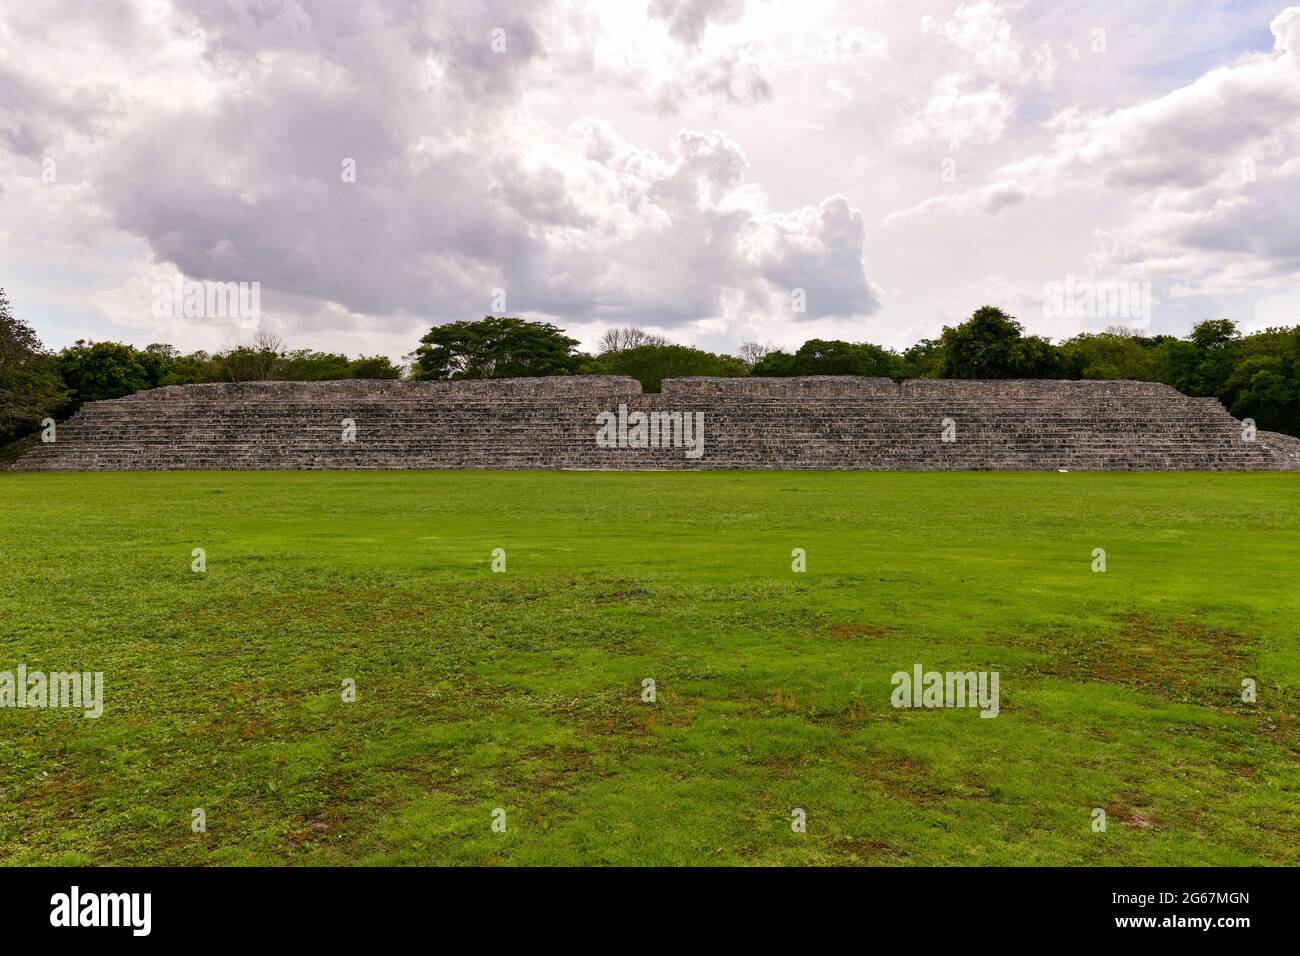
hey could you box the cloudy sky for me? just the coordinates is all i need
[2,0,1299,361]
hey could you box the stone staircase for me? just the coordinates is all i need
[11,376,1299,471]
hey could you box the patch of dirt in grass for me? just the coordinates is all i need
[960,773,1000,801]
[827,624,889,640]
[594,585,653,603]
[506,745,615,798]
[833,750,1005,809]
[758,754,804,779]
[1028,613,1256,706]
[842,752,950,806]
[827,836,896,864]
[553,682,706,738]
[172,584,433,628]
[283,775,386,850]
[1109,793,1162,831]
[4,762,95,820]
[586,712,656,738]
[284,742,511,859]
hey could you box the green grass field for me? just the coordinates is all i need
[1,471,1297,866]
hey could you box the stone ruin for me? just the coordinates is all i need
[11,376,1300,471]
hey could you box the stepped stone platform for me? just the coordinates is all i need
[11,376,1300,472]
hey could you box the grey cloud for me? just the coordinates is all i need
[74,0,557,326]
[491,160,592,228]
[173,0,547,103]
[983,181,1026,213]
[889,4,1300,293]
[1173,177,1300,273]
[750,196,882,320]
[649,0,747,46]
[0,60,121,158]
[653,52,773,112]
[1,0,882,342]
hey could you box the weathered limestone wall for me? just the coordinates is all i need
[12,376,1300,471]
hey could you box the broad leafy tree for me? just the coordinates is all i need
[936,306,1060,379]
[54,340,157,406]
[594,343,748,392]
[411,316,581,380]
[275,350,353,381]
[902,338,945,378]
[1057,330,1160,381]
[1155,319,1244,397]
[217,331,283,381]
[0,288,67,444]
[347,355,403,379]
[751,338,910,379]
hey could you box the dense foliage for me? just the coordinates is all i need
[3,295,1299,446]
[0,288,67,446]
[748,310,1299,435]
[934,306,1061,379]
[51,340,402,413]
[1053,322,1300,435]
[750,338,910,379]
[410,316,581,380]
[592,343,748,392]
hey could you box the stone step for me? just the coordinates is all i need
[13,376,1297,472]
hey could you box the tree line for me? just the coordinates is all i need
[405,307,1300,436]
[3,288,1298,452]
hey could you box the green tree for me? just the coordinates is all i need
[1188,319,1239,351]
[936,306,1060,379]
[0,288,68,444]
[215,331,283,382]
[1221,355,1298,434]
[902,338,945,378]
[54,340,156,407]
[748,349,797,377]
[156,347,221,385]
[1153,319,1243,396]
[594,343,748,392]
[276,349,353,381]
[1151,337,1203,394]
[750,338,910,379]
[1058,331,1159,380]
[411,317,581,380]
[347,355,403,379]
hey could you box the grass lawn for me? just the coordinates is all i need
[0,470,1297,866]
